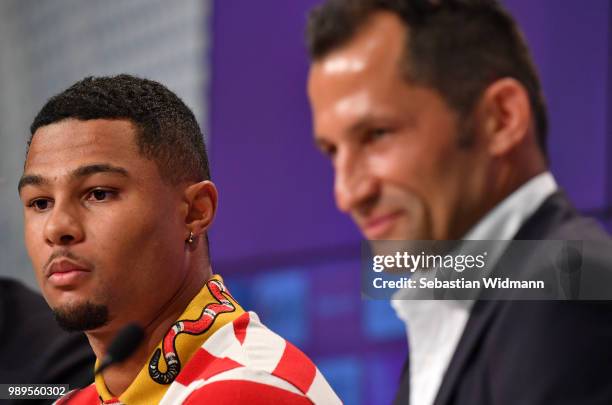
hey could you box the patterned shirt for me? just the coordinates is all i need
[56,276,341,404]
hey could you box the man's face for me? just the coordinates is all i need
[20,119,189,331]
[308,12,488,240]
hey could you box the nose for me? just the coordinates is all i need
[43,201,84,246]
[334,149,378,214]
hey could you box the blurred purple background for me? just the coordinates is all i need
[209,1,611,403]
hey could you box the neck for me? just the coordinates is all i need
[86,261,213,397]
[496,145,548,203]
[473,149,548,233]
[450,144,547,240]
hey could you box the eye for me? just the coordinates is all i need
[365,128,389,143]
[29,198,53,212]
[316,141,337,160]
[323,145,337,159]
[85,188,117,202]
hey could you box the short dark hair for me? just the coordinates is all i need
[306,0,548,156]
[29,74,210,183]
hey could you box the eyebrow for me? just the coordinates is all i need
[346,114,388,135]
[18,163,129,193]
[313,115,377,149]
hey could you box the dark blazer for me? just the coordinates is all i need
[395,192,612,405]
[0,278,95,405]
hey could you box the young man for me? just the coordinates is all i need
[306,0,612,404]
[19,75,340,404]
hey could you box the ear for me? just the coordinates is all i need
[183,180,218,240]
[473,78,532,157]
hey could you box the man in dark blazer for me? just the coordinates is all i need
[0,277,95,404]
[305,0,612,403]
[426,193,612,405]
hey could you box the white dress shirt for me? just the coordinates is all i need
[391,172,558,405]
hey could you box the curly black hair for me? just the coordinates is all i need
[306,0,548,156]
[29,74,210,184]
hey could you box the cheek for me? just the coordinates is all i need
[370,144,428,190]
[380,134,459,192]
[88,201,183,275]
[23,216,47,271]
[370,140,455,222]
[92,207,158,252]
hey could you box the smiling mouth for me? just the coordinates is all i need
[362,211,404,239]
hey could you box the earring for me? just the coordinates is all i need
[187,232,194,244]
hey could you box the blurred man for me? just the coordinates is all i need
[306,0,612,404]
[19,75,339,404]
[0,277,94,405]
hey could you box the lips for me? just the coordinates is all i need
[46,259,91,287]
[362,211,404,239]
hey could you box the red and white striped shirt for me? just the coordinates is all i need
[56,277,341,404]
[159,311,341,404]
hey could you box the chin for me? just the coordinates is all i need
[52,300,109,332]
[387,227,427,241]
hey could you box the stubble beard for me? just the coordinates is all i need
[53,301,109,332]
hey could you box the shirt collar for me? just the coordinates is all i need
[95,275,245,404]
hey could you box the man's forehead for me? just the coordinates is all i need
[311,90,383,137]
[307,11,409,112]
[315,11,407,73]
[26,118,140,169]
